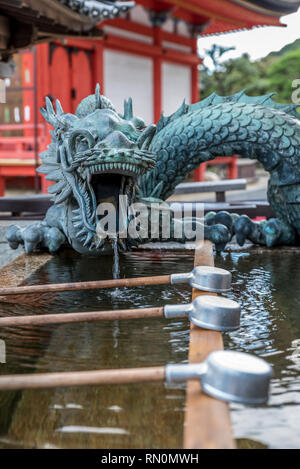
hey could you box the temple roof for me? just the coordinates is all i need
[134,1,300,36]
[198,0,300,36]
[0,0,299,56]
[59,1,135,22]
[235,1,300,15]
[0,1,135,56]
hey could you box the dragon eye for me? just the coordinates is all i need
[76,137,89,153]
[68,129,96,157]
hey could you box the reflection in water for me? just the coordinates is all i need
[0,250,193,449]
[56,426,130,435]
[217,250,300,449]
[0,249,300,448]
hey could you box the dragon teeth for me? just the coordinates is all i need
[88,161,142,174]
[83,232,94,247]
[72,208,82,222]
[96,238,104,249]
[76,228,86,238]
[74,221,83,228]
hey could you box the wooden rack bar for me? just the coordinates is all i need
[183,240,235,449]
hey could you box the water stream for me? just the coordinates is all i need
[112,238,120,280]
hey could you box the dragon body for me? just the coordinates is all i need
[7,86,300,254]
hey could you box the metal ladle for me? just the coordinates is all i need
[164,295,240,332]
[0,295,241,332]
[171,265,231,293]
[0,350,272,405]
[0,266,232,296]
[166,350,272,405]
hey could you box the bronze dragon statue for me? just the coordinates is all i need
[6,85,300,254]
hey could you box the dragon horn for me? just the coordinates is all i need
[124,97,133,120]
[95,83,102,109]
[55,99,64,115]
[40,96,59,128]
[40,96,70,129]
[45,96,55,115]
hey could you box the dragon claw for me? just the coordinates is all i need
[6,223,66,254]
[6,225,23,250]
[204,223,231,252]
[233,215,252,246]
[235,233,247,247]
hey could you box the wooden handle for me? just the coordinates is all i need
[0,366,166,391]
[0,275,171,296]
[0,307,164,327]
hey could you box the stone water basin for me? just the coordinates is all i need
[0,247,299,449]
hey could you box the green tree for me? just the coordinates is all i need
[201,42,300,104]
[201,49,271,99]
[267,49,300,102]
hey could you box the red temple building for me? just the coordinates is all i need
[0,0,299,194]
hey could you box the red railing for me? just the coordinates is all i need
[0,123,47,195]
[194,156,238,182]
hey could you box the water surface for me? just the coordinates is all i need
[0,250,193,449]
[0,248,300,448]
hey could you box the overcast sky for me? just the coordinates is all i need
[198,7,300,68]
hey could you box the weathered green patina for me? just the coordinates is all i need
[6,86,300,253]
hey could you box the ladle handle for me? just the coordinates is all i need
[0,275,171,296]
[0,307,164,327]
[164,303,193,319]
[0,366,166,391]
[170,272,192,285]
[166,363,207,383]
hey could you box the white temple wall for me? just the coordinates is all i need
[104,50,153,124]
[162,62,191,115]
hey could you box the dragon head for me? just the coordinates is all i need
[38,85,156,253]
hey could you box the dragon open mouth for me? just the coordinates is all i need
[70,148,156,251]
[91,172,135,210]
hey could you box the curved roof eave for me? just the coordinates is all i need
[58,1,135,25]
[231,0,300,16]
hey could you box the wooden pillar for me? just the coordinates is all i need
[36,44,50,115]
[36,44,52,194]
[192,37,202,182]
[194,163,206,182]
[228,155,238,179]
[0,175,5,197]
[153,27,162,123]
[93,41,104,92]
[191,37,199,104]
[21,51,35,137]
